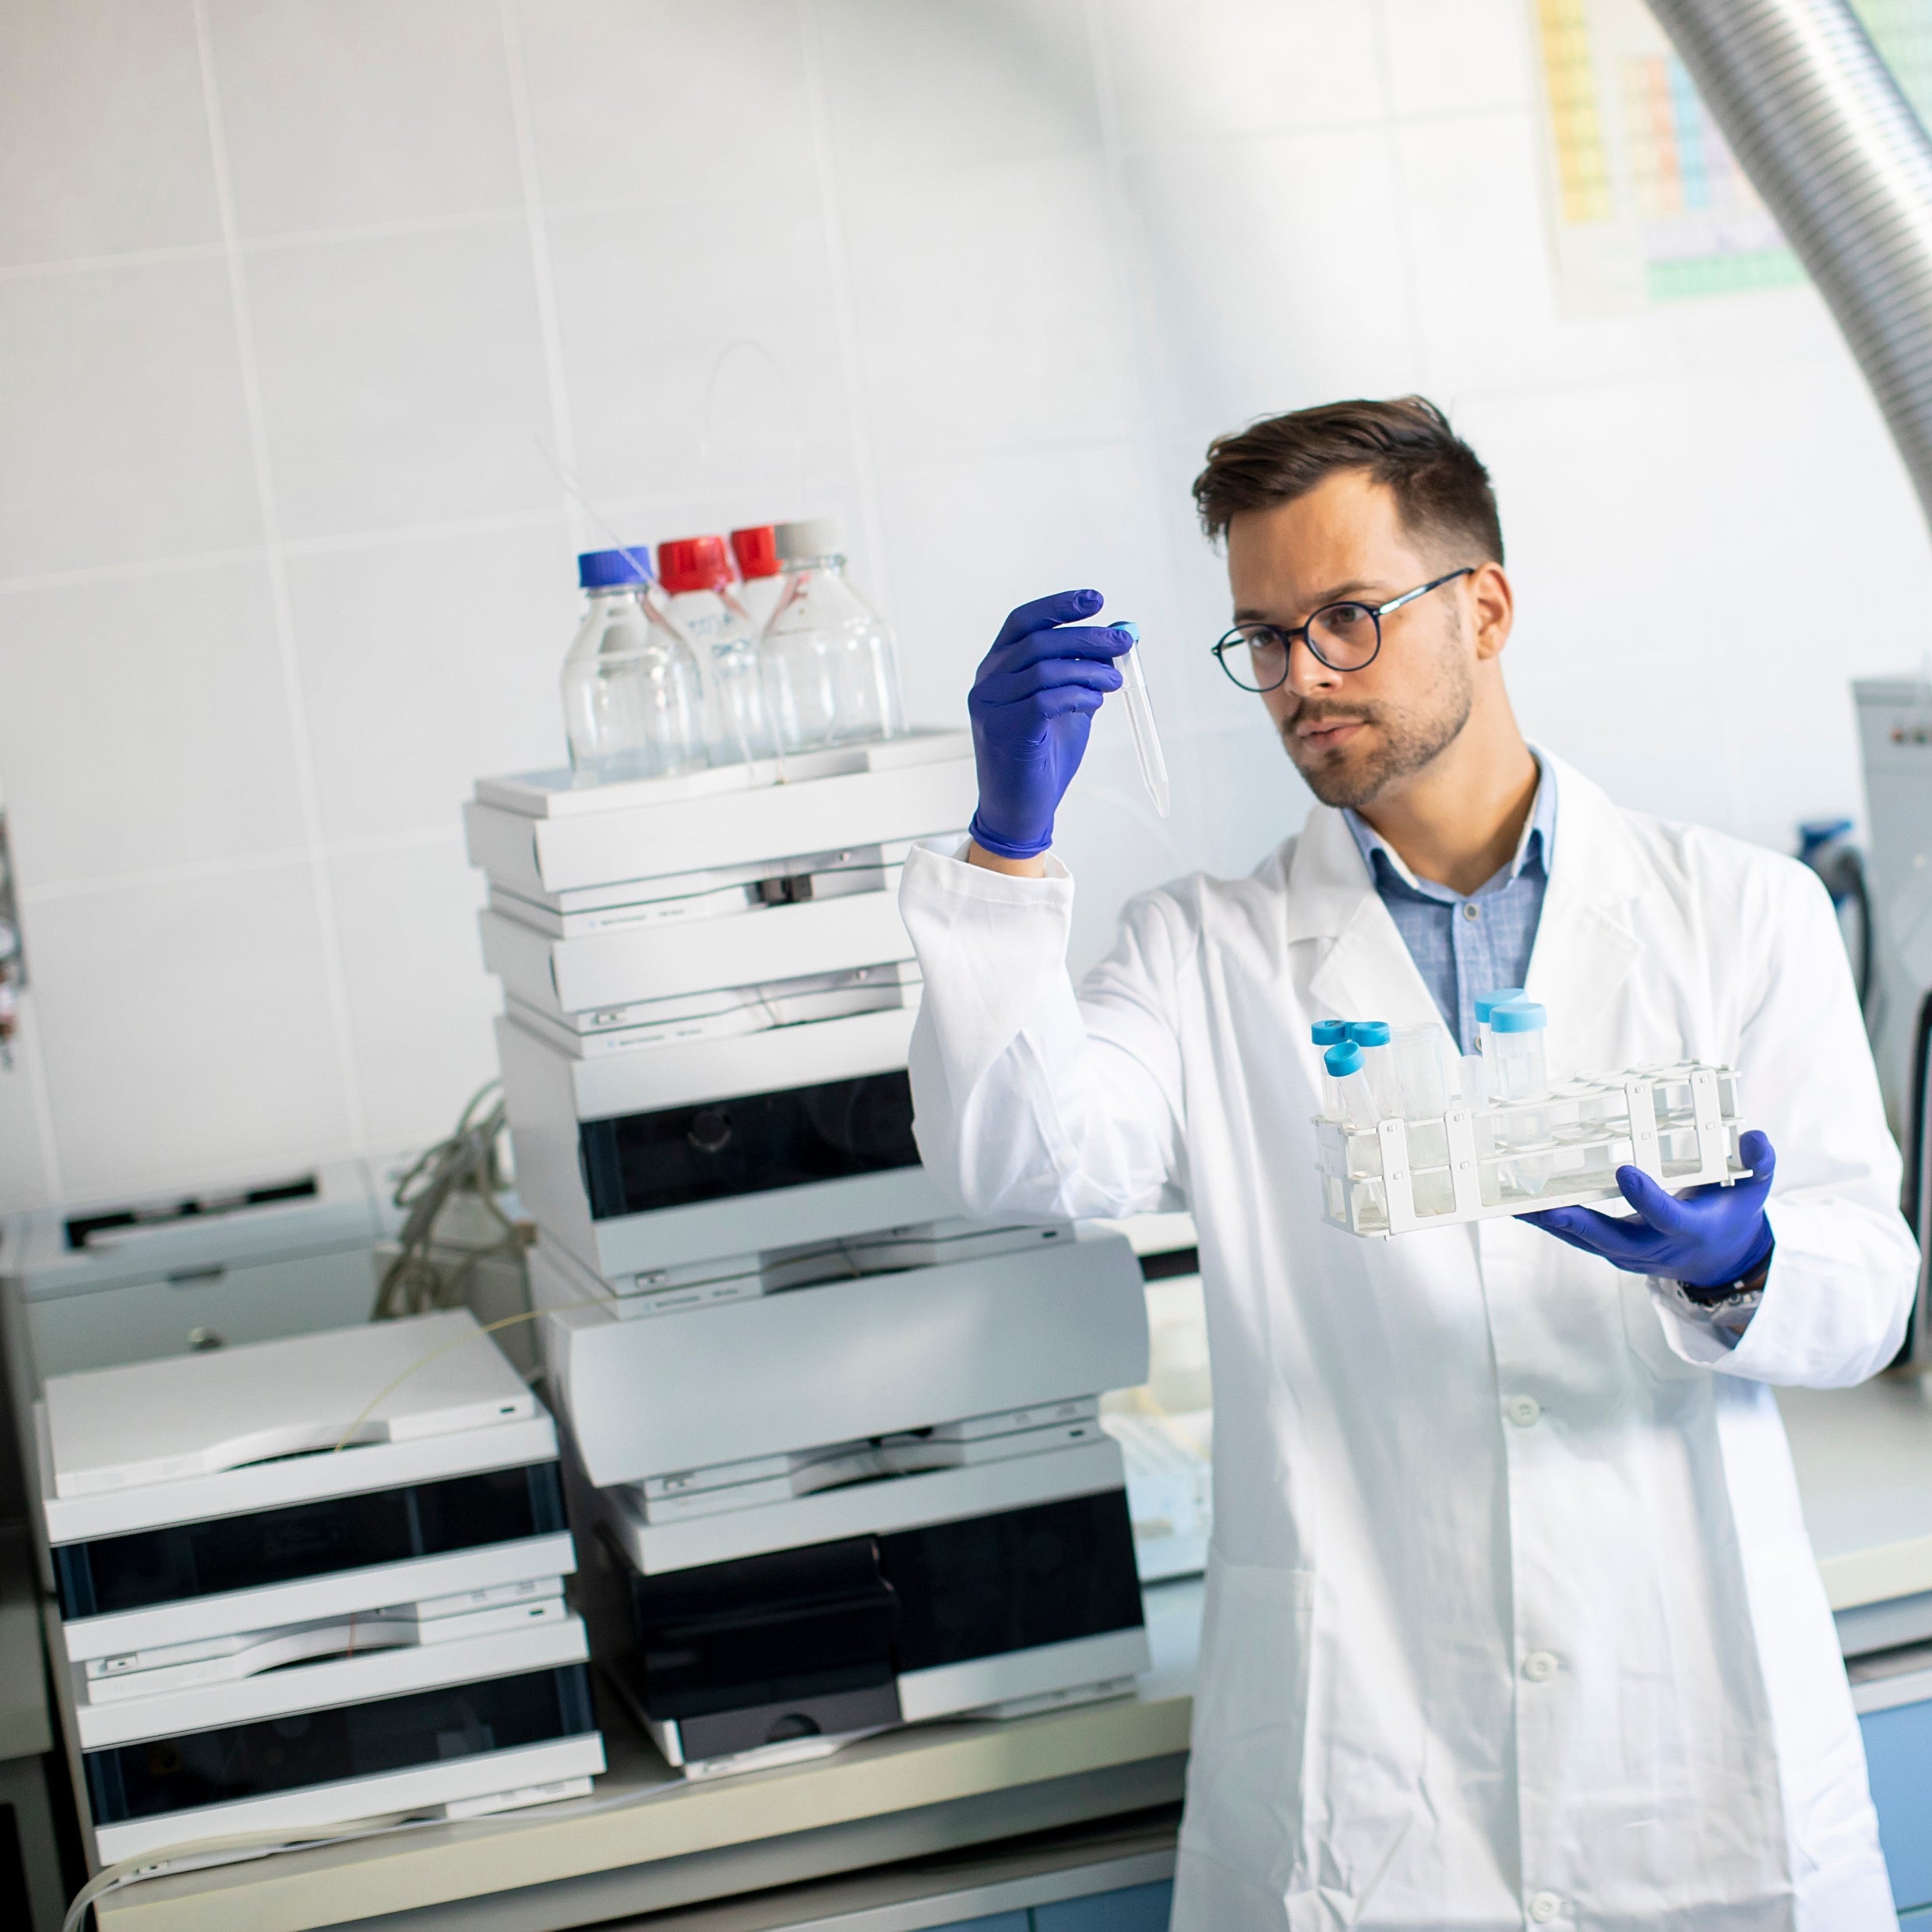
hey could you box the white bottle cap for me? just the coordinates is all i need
[774,516,843,562]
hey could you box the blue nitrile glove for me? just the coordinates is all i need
[967,588,1134,859]
[1525,1130,1776,1290]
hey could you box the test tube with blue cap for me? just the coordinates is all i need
[1313,1021,1349,1116]
[1345,1020,1401,1119]
[1111,622,1170,819]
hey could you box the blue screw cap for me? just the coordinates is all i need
[1311,1021,1348,1046]
[579,546,654,589]
[1473,987,1527,1024]
[1324,1041,1364,1076]
[1489,999,1547,1033]
[1346,1021,1391,1046]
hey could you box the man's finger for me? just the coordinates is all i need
[991,589,1104,652]
[975,658,1125,707]
[983,625,1137,676]
[1525,1204,1658,1267]
[1614,1165,1696,1236]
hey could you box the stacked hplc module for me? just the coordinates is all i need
[468,732,1153,1778]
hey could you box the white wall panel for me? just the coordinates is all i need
[204,0,524,238]
[0,561,307,885]
[0,0,218,269]
[0,257,259,579]
[245,223,556,542]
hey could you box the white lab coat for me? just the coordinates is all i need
[899,754,1917,1930]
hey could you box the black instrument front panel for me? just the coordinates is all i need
[615,1490,1144,1726]
[85,1665,594,1824]
[578,1071,920,1221]
[54,1462,566,1620]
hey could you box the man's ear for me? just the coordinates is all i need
[1469,562,1514,662]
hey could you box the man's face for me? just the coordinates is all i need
[1225,470,1491,810]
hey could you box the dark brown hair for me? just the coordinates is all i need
[1191,396,1504,565]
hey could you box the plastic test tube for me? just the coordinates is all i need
[1324,1041,1381,1130]
[1472,987,1527,1051]
[1312,1021,1349,1118]
[1345,1021,1402,1119]
[1486,999,1549,1102]
[1391,1023,1452,1119]
[1112,622,1171,819]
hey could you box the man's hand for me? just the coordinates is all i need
[966,589,1134,864]
[1525,1130,1777,1289]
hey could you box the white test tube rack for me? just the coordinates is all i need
[1316,1063,1746,1239]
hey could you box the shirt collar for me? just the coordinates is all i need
[1341,749,1557,902]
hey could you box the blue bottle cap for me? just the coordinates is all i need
[1473,987,1528,1024]
[1489,999,1547,1033]
[1324,1041,1364,1076]
[1311,1021,1349,1046]
[1345,1021,1391,1047]
[579,546,654,589]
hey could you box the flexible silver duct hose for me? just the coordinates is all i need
[1648,0,1932,525]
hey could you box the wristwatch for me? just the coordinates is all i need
[1669,1246,1772,1342]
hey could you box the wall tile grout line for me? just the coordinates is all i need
[0,240,230,284]
[499,0,588,557]
[17,824,471,908]
[799,0,894,611]
[190,0,369,1157]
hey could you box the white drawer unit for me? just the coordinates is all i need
[27,1246,375,1382]
[2,1161,386,1385]
[540,1228,1149,1488]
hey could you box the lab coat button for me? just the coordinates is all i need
[1528,1892,1562,1923]
[1506,1394,1541,1426]
[1523,1649,1559,1682]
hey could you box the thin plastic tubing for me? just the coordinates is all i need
[1114,622,1171,818]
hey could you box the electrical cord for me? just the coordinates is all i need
[372,1081,531,1321]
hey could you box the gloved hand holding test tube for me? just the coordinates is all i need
[965,590,1172,862]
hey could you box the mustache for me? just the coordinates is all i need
[1283,701,1378,729]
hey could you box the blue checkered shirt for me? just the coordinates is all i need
[1341,756,1557,1054]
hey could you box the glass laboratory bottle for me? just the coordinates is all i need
[760,516,907,753]
[729,524,787,635]
[561,548,706,786]
[658,533,773,768]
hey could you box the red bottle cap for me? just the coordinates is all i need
[658,534,732,595]
[729,524,781,580]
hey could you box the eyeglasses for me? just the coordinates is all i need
[1211,567,1475,693]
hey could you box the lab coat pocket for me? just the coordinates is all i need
[1179,1557,1317,1897]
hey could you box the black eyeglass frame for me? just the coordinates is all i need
[1211,566,1477,692]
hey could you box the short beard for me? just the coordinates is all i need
[1283,654,1474,811]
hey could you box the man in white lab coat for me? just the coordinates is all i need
[897,397,1918,1929]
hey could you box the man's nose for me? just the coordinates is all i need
[1283,629,1341,700]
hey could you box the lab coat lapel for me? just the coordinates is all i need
[1289,805,1447,1038]
[1521,753,1648,1077]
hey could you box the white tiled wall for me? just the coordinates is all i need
[2,0,1927,1213]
